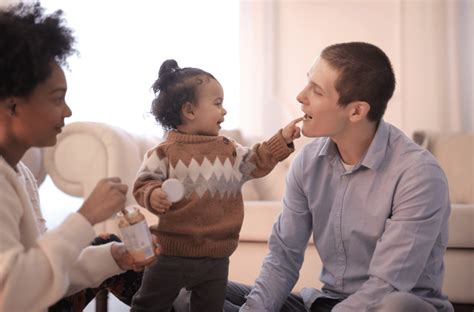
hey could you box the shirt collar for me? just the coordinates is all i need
[360,119,389,170]
[317,120,389,171]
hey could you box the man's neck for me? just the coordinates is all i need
[332,121,378,165]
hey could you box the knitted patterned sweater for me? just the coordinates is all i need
[133,130,294,258]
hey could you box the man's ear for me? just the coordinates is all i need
[181,102,196,121]
[348,101,370,122]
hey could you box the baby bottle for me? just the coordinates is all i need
[117,206,156,266]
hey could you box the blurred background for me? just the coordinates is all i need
[2,0,472,140]
[2,0,472,310]
[1,0,472,229]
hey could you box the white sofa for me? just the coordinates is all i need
[23,121,473,309]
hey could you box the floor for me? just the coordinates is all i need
[83,296,129,312]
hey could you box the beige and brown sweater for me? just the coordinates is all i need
[133,130,293,258]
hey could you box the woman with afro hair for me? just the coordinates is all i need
[0,2,159,311]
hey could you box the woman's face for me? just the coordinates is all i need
[12,62,72,148]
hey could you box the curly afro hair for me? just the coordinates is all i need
[0,2,76,100]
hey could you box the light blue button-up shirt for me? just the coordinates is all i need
[243,121,453,312]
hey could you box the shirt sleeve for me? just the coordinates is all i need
[242,152,312,311]
[332,163,450,311]
[66,241,123,296]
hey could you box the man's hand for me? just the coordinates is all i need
[78,177,128,225]
[149,188,172,215]
[282,117,304,144]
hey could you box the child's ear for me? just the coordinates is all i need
[181,102,195,121]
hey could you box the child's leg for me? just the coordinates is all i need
[187,257,229,312]
[131,255,186,312]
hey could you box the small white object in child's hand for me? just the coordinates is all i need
[162,179,184,203]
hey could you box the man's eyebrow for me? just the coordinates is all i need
[309,80,324,92]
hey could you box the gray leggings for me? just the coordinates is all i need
[131,255,229,312]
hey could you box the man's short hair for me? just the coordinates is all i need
[321,42,396,122]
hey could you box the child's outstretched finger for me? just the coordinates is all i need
[291,117,304,127]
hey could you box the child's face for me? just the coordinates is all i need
[189,78,226,136]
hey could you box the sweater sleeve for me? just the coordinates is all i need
[133,146,169,211]
[0,170,112,312]
[238,129,294,181]
[66,241,123,296]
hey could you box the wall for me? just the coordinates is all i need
[240,0,473,138]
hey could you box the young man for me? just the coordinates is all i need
[224,42,453,312]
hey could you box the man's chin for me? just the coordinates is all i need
[302,126,318,138]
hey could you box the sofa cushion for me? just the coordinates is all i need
[414,131,474,204]
[240,201,282,241]
[449,204,474,248]
[443,249,474,303]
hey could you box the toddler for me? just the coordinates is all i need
[131,59,302,312]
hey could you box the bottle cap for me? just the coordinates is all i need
[162,179,184,203]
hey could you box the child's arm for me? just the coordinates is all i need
[133,147,171,215]
[238,117,303,180]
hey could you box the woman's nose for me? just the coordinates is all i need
[64,103,72,117]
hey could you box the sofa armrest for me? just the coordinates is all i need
[43,121,161,233]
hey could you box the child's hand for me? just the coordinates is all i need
[282,117,304,144]
[149,188,172,215]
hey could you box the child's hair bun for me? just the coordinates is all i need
[153,59,181,92]
[159,59,180,77]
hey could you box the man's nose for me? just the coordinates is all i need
[296,89,305,104]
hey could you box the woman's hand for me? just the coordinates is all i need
[282,117,304,144]
[110,236,161,271]
[78,177,128,225]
